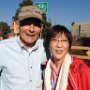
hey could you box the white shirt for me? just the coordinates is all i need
[0,36,47,90]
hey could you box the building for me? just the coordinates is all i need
[71,22,90,41]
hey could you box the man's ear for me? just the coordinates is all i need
[15,21,19,27]
[14,21,20,34]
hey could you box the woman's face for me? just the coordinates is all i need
[49,33,69,61]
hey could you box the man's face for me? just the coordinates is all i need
[19,18,42,48]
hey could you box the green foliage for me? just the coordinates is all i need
[12,0,52,38]
[0,22,11,39]
[12,9,20,20]
[12,0,33,20]
[71,21,75,26]
[42,13,52,38]
[19,0,33,7]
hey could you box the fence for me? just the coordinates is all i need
[71,46,90,60]
[71,46,90,66]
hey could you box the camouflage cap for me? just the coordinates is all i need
[18,6,43,22]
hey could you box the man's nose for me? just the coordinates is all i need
[29,24,34,32]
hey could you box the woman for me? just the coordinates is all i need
[43,25,90,90]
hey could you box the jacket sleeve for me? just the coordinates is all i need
[68,57,90,90]
[80,63,90,90]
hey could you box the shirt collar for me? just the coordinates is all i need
[17,36,40,51]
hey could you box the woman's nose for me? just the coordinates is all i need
[56,40,62,48]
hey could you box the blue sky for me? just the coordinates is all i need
[0,0,90,29]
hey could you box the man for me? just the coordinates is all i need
[0,6,47,90]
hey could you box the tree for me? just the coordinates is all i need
[71,21,75,26]
[19,0,33,7]
[12,0,33,20]
[12,0,52,38]
[0,22,11,39]
[42,13,52,38]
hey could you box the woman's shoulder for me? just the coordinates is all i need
[70,56,90,73]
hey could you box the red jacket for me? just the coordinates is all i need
[67,56,90,90]
[42,56,90,90]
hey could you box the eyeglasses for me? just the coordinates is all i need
[51,38,68,44]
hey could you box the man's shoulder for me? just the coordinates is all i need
[36,39,44,47]
[37,38,44,43]
[0,36,17,43]
[0,36,18,47]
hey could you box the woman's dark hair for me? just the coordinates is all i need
[45,25,72,49]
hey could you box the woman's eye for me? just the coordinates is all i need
[52,38,57,41]
[62,40,68,42]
